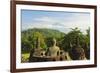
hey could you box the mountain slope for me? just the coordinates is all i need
[21,28,66,39]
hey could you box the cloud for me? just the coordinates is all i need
[33,16,56,23]
[22,13,90,34]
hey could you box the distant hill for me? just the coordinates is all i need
[21,28,66,39]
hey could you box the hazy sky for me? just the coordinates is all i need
[21,10,90,34]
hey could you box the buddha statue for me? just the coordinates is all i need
[70,36,87,60]
[47,38,60,57]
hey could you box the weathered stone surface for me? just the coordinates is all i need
[47,38,60,57]
[69,36,87,60]
[29,36,87,62]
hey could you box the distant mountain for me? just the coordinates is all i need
[21,28,65,39]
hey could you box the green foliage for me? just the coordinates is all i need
[21,27,90,59]
[21,28,65,53]
[21,53,30,63]
[61,27,90,52]
[30,31,46,49]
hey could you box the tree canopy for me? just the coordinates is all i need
[21,27,90,59]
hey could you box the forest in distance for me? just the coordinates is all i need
[21,27,90,62]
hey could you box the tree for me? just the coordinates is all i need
[32,32,47,49]
[21,34,32,53]
[83,28,90,59]
[61,27,84,51]
[21,31,47,53]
